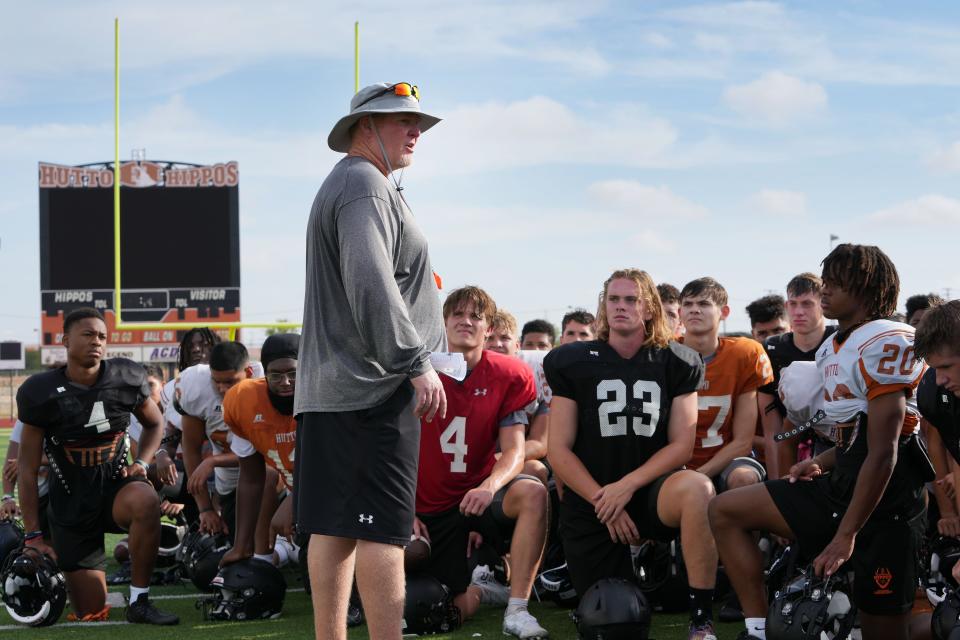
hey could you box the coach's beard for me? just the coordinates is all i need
[268,389,295,416]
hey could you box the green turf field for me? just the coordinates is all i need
[0,428,749,638]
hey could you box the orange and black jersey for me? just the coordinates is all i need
[543,340,703,498]
[686,337,773,469]
[223,378,297,490]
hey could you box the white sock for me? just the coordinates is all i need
[506,597,528,616]
[130,585,149,603]
[254,552,274,564]
[745,617,766,639]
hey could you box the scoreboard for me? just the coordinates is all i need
[38,160,240,365]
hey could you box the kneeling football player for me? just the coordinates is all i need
[414,287,549,639]
[16,308,178,624]
[709,244,927,640]
[220,333,300,567]
[545,269,718,640]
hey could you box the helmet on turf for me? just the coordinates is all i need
[1,546,66,627]
[537,562,579,608]
[0,519,24,567]
[202,558,286,621]
[156,518,188,569]
[573,577,651,640]
[766,570,856,640]
[402,575,461,635]
[177,525,231,591]
[932,537,960,590]
[632,538,688,612]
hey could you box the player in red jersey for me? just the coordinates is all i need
[415,287,550,639]
[679,278,773,491]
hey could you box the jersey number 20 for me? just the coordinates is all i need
[596,380,661,437]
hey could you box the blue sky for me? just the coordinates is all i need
[1,0,958,344]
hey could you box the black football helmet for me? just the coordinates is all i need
[0,519,24,568]
[201,558,286,621]
[765,543,799,603]
[574,577,652,640]
[156,518,188,569]
[632,538,688,612]
[1,546,67,627]
[932,537,960,590]
[766,570,856,640]
[536,563,579,608]
[402,575,461,635]
[177,525,231,591]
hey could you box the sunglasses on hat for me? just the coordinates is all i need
[356,82,420,108]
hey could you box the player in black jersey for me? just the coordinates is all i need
[545,268,717,640]
[916,301,960,546]
[756,272,837,478]
[16,308,178,625]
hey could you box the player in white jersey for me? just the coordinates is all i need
[485,310,551,484]
[710,244,928,640]
[176,342,264,540]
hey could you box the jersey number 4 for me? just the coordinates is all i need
[440,417,468,473]
[596,380,661,437]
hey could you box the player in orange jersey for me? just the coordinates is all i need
[219,333,300,567]
[679,278,773,491]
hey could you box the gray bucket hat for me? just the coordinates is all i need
[327,82,441,153]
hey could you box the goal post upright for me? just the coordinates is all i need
[111,18,301,339]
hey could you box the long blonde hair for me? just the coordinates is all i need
[595,269,673,349]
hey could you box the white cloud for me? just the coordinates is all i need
[631,230,676,253]
[694,32,734,55]
[928,141,960,172]
[663,1,787,30]
[417,97,678,175]
[642,32,673,49]
[529,47,611,75]
[868,194,960,225]
[748,189,807,216]
[0,1,610,101]
[588,180,708,220]
[723,72,827,125]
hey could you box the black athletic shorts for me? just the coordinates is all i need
[560,472,679,596]
[48,475,149,571]
[415,475,540,594]
[766,473,925,615]
[295,381,418,546]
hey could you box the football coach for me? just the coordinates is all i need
[294,82,447,640]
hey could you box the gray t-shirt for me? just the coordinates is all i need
[295,156,445,413]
